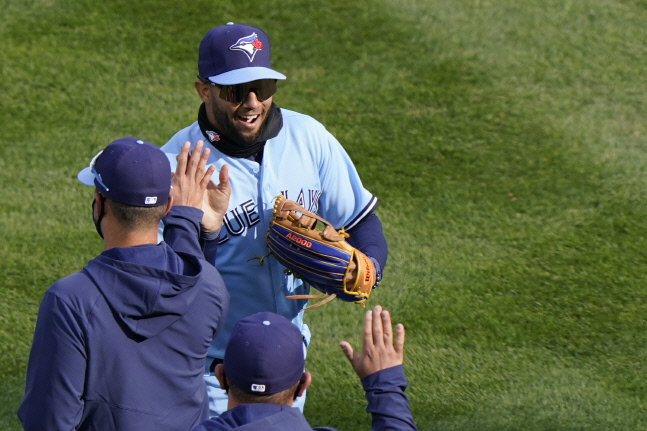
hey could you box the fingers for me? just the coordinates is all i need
[186,140,207,179]
[207,164,229,191]
[174,141,190,177]
[362,308,374,350]
[345,259,358,284]
[201,165,216,188]
[195,145,211,181]
[348,306,405,379]
[187,140,202,173]
[177,140,215,188]
[372,305,384,347]
[394,323,405,360]
[339,341,356,364]
[218,164,230,193]
[381,309,393,347]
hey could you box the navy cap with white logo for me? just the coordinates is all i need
[77,137,171,207]
[198,22,286,85]
[224,312,305,395]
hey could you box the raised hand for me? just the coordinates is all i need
[170,140,215,209]
[201,164,230,233]
[339,305,405,379]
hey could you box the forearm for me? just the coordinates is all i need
[362,365,417,431]
[346,211,388,284]
[162,206,204,257]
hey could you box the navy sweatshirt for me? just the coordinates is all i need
[18,206,229,431]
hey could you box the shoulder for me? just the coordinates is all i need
[43,270,100,322]
[280,109,328,133]
[277,109,339,155]
[48,271,96,300]
[161,122,200,151]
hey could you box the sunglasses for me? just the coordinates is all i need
[198,76,277,105]
[89,150,110,191]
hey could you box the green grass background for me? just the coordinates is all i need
[2,0,647,429]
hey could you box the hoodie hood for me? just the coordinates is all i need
[83,243,203,339]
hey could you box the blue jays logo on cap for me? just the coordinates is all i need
[230,32,263,62]
[206,130,220,142]
[198,23,286,85]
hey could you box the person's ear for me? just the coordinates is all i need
[93,192,103,218]
[195,80,212,103]
[163,195,173,218]
[294,371,312,399]
[215,363,229,392]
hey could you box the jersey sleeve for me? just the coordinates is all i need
[160,122,204,154]
[18,291,87,431]
[316,128,377,229]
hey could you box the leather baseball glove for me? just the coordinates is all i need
[266,195,377,308]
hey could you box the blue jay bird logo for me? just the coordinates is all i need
[206,130,220,142]
[229,33,263,62]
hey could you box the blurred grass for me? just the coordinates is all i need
[2,0,647,430]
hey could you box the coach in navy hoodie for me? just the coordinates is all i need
[18,139,230,431]
[191,306,417,431]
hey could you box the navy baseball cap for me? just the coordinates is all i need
[198,22,286,85]
[224,312,305,395]
[77,137,171,207]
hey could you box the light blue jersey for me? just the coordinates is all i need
[161,109,377,360]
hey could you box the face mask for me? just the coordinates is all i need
[92,196,106,239]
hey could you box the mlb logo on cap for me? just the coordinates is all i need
[77,137,172,207]
[251,384,266,393]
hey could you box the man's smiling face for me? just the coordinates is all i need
[205,83,273,146]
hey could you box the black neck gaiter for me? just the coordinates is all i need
[197,102,283,158]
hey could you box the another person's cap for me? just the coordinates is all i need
[77,137,171,207]
[224,312,305,394]
[198,22,286,85]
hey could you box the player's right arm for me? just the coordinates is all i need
[18,291,87,430]
[340,306,417,431]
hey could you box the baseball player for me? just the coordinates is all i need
[161,23,388,415]
[189,306,417,431]
[18,139,230,431]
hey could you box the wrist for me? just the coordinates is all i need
[200,227,221,241]
[368,256,382,288]
[201,213,225,233]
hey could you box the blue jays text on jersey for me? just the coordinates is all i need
[219,189,322,244]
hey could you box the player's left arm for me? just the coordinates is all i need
[346,210,388,283]
[18,291,87,430]
[316,129,387,287]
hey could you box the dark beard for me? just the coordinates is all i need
[210,101,265,146]
[197,102,283,159]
